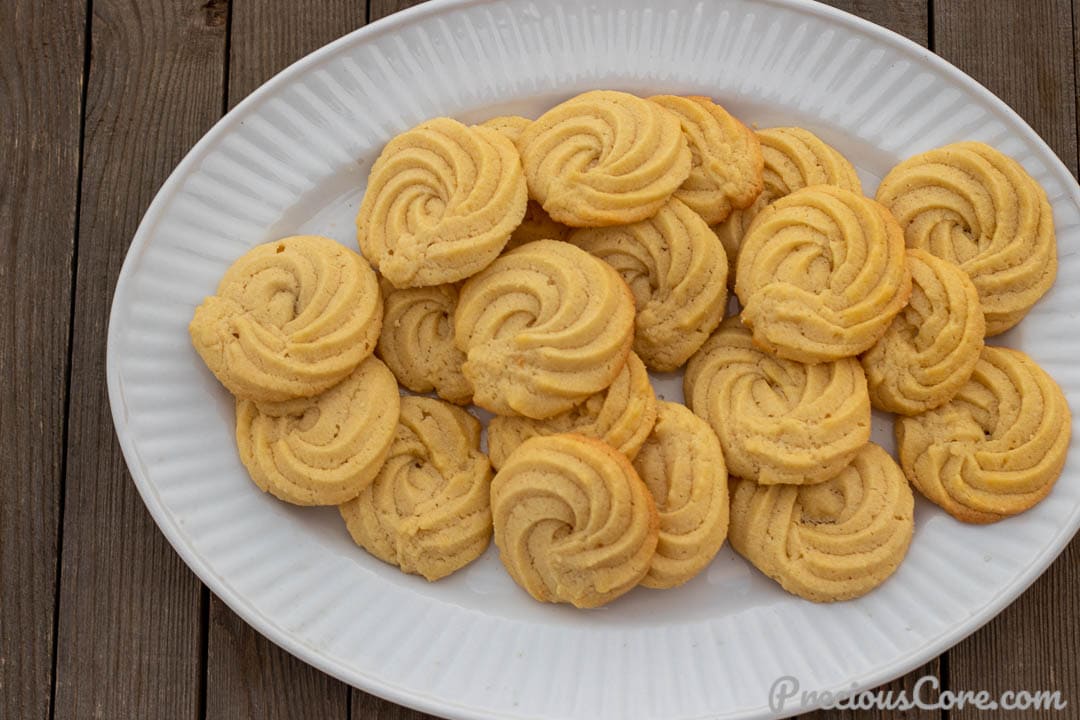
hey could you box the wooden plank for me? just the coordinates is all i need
[369,0,426,25]
[227,0,366,106]
[0,2,85,719]
[204,2,363,718]
[935,0,1077,174]
[206,598,350,720]
[934,2,1079,719]
[818,0,929,47]
[1075,0,1080,176]
[50,1,227,718]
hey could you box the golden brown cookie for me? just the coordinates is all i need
[684,318,871,485]
[861,249,985,415]
[486,352,657,470]
[735,185,912,363]
[235,356,400,506]
[648,95,764,225]
[568,197,728,371]
[896,346,1071,524]
[634,402,729,589]
[481,115,572,249]
[454,239,636,419]
[190,235,382,404]
[728,443,914,602]
[480,115,531,147]
[356,117,527,288]
[876,141,1056,335]
[339,396,492,580]
[713,127,861,277]
[491,433,659,608]
[377,282,472,405]
[505,201,572,251]
[518,90,692,227]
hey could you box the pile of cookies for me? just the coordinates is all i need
[189,89,1071,608]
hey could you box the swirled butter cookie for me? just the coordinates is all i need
[505,201,572,251]
[454,239,636,419]
[491,434,659,607]
[377,283,472,405]
[481,116,572,249]
[862,250,985,415]
[735,185,912,363]
[190,235,382,403]
[729,443,914,602]
[487,352,657,470]
[648,95,763,225]
[480,115,531,147]
[876,141,1056,335]
[714,127,861,275]
[340,396,492,580]
[568,197,728,371]
[518,90,692,227]
[896,346,1071,524]
[684,318,871,485]
[235,356,400,506]
[634,402,729,589]
[356,117,527,288]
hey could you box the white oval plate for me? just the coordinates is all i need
[107,0,1080,718]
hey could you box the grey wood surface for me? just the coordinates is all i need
[50,1,226,718]
[0,2,84,719]
[1,1,1076,719]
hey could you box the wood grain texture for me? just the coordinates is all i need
[227,0,365,106]
[817,0,929,46]
[0,2,85,719]
[204,2,364,719]
[50,1,226,718]
[206,597,349,720]
[934,1,1079,718]
[1075,0,1079,174]
[354,690,439,720]
[935,0,1078,174]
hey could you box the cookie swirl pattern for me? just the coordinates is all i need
[569,197,729,371]
[728,443,914,602]
[518,90,692,227]
[356,117,527,288]
[634,402,729,589]
[736,185,912,363]
[235,356,400,506]
[487,352,657,470]
[714,127,861,275]
[454,239,636,419]
[876,141,1056,335]
[491,434,659,608]
[340,397,492,580]
[189,235,382,404]
[684,318,871,485]
[896,346,1071,524]
[648,95,764,225]
[377,283,472,405]
[862,249,985,415]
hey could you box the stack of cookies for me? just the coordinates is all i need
[189,89,1070,608]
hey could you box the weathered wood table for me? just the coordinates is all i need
[2,1,1077,718]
